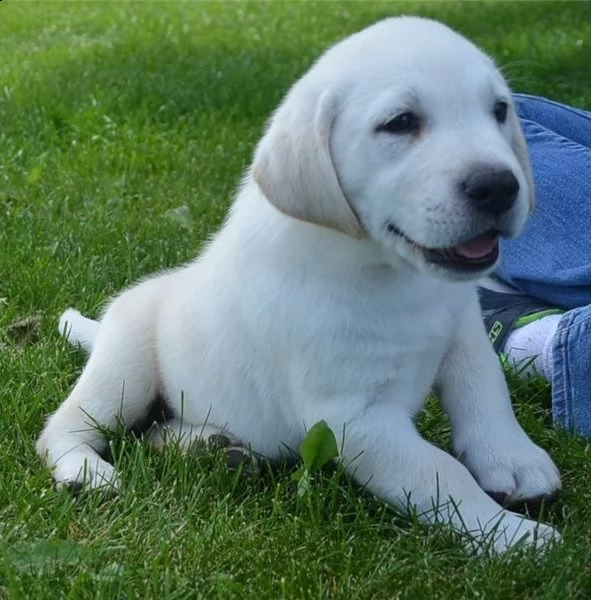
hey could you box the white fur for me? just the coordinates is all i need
[38,17,560,553]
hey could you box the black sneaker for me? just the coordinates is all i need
[478,287,563,353]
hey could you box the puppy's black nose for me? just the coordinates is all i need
[462,169,519,216]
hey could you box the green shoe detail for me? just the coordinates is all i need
[514,308,564,328]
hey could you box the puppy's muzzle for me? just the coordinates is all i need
[462,169,519,217]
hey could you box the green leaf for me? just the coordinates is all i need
[299,420,339,474]
[296,470,311,498]
[291,466,304,483]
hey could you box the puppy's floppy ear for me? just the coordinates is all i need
[509,108,535,213]
[252,90,363,237]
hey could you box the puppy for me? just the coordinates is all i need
[38,16,561,553]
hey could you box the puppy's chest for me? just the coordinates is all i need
[297,279,468,395]
[349,289,460,365]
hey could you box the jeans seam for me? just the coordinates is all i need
[520,119,589,152]
[556,311,591,335]
[516,93,591,128]
[552,327,570,430]
[552,311,591,433]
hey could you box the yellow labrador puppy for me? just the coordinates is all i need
[38,17,561,553]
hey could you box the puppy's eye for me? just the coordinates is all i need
[493,100,509,124]
[376,112,421,135]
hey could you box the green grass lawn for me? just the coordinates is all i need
[1,1,591,597]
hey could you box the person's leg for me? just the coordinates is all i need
[479,95,591,437]
[551,305,591,435]
[481,293,591,438]
[514,93,591,147]
[495,95,591,309]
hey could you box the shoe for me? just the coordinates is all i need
[478,287,563,353]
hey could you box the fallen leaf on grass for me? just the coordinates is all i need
[5,315,42,347]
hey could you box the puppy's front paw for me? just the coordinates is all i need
[52,453,121,493]
[207,434,261,477]
[458,435,561,505]
[476,512,560,554]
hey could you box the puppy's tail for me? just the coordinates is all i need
[58,308,100,353]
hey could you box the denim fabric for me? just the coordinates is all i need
[496,94,591,310]
[495,94,591,437]
[516,93,591,147]
[552,306,591,436]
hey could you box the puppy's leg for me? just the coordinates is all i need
[315,404,557,553]
[38,287,161,490]
[144,419,260,476]
[144,420,232,452]
[437,290,561,505]
[58,308,100,353]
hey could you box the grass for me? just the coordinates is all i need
[1,1,591,597]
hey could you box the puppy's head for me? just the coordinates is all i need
[252,17,534,280]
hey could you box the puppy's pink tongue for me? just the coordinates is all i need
[453,232,498,259]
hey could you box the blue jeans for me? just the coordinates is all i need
[496,94,591,436]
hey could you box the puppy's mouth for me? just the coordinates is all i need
[386,223,500,273]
